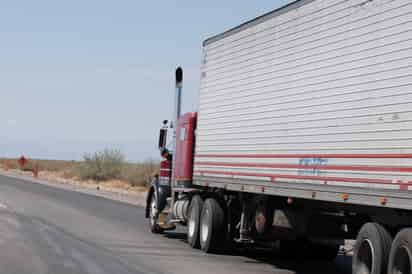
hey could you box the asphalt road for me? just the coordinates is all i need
[0,174,352,274]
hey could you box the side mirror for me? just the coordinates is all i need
[158,128,167,150]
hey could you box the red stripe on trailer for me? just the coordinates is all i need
[194,170,409,186]
[195,162,412,173]
[195,154,412,159]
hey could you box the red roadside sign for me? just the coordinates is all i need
[18,156,28,167]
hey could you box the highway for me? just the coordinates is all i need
[0,174,351,274]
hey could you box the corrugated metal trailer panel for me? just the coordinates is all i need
[193,0,412,206]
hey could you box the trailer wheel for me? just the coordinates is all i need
[148,194,163,234]
[388,229,412,274]
[353,223,392,274]
[187,195,203,248]
[199,198,225,253]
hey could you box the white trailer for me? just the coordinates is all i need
[147,1,412,273]
[195,0,412,209]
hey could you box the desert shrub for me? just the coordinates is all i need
[77,149,125,181]
[122,160,159,187]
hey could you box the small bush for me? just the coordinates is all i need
[77,149,125,181]
[122,160,159,187]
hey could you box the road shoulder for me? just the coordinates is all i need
[0,170,146,207]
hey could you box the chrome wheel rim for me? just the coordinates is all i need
[200,208,210,244]
[356,239,375,274]
[188,212,196,237]
[392,245,412,274]
[150,197,157,226]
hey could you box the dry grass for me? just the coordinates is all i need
[36,159,78,172]
[0,157,158,192]
[0,158,77,172]
[0,158,20,170]
[99,180,147,193]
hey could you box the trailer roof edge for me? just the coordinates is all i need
[203,0,314,47]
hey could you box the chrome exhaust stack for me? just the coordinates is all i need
[171,67,183,189]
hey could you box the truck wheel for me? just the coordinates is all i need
[187,195,203,248]
[353,223,392,274]
[149,194,163,234]
[199,198,225,253]
[388,229,412,274]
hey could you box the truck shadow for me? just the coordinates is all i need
[240,248,352,274]
[164,231,352,274]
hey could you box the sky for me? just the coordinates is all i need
[0,0,292,162]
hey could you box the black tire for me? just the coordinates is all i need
[187,195,203,248]
[254,200,274,237]
[353,223,392,274]
[199,198,225,253]
[148,193,163,234]
[388,229,412,274]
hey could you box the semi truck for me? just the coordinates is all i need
[146,0,412,273]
